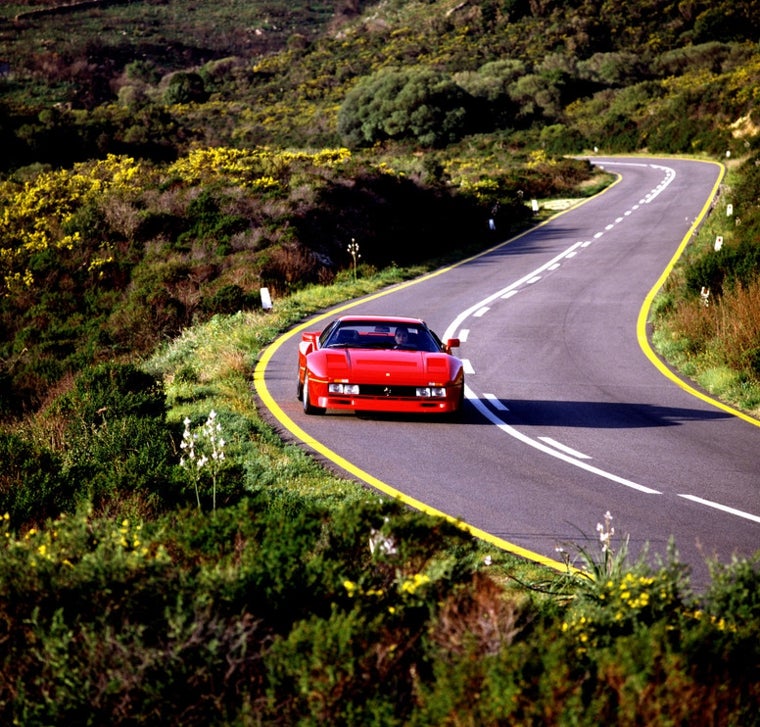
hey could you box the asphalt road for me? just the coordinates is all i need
[256,157,759,588]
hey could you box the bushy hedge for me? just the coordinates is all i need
[2,495,758,725]
[1,274,759,725]
[0,363,181,522]
[0,496,483,725]
[0,432,74,525]
[338,66,473,148]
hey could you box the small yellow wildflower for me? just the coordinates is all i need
[400,572,431,595]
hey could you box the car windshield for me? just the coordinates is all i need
[323,322,441,352]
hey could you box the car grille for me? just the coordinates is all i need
[359,384,420,398]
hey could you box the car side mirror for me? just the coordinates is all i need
[301,331,320,352]
[445,338,460,352]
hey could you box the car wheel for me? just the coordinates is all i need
[302,374,325,415]
[444,385,465,422]
[296,377,303,401]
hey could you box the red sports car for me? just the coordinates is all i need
[297,315,464,416]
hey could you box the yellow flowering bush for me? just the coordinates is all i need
[0,154,142,294]
[342,568,436,619]
[250,175,282,194]
[165,146,352,188]
[166,146,259,186]
[458,177,501,202]
[559,512,693,656]
[339,515,458,619]
[398,571,432,596]
[0,511,169,577]
[562,569,684,653]
[526,148,555,168]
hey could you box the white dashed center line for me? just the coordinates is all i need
[483,393,509,411]
[678,495,760,524]
[538,436,592,460]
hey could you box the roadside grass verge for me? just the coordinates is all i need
[650,159,760,417]
[145,262,543,573]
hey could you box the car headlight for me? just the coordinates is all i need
[416,386,447,398]
[328,383,360,395]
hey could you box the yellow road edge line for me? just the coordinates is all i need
[253,185,620,575]
[636,160,760,429]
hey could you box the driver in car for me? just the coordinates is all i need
[394,326,411,347]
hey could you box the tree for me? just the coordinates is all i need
[508,72,563,122]
[454,59,526,130]
[162,71,208,105]
[338,66,472,148]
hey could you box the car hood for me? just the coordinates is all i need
[321,349,456,383]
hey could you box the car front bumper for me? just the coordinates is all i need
[313,391,462,414]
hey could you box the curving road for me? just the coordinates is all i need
[255,157,760,588]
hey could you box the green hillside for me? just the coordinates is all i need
[2,0,759,416]
[1,0,759,159]
[1,1,760,723]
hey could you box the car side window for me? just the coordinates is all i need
[319,320,339,347]
[426,329,447,352]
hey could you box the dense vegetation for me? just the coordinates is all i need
[3,291,759,725]
[2,0,759,164]
[1,0,759,722]
[2,145,596,416]
[651,154,760,411]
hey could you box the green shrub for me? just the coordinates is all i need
[654,42,740,76]
[453,59,525,130]
[539,123,586,153]
[338,66,472,148]
[703,553,760,625]
[201,283,252,315]
[177,190,248,250]
[49,363,179,514]
[577,51,647,87]
[63,414,178,510]
[679,555,760,723]
[733,151,760,211]
[508,72,563,122]
[0,508,265,726]
[0,432,74,524]
[54,362,165,423]
[265,606,401,725]
[162,71,208,105]
[684,238,760,297]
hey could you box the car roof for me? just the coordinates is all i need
[336,315,425,326]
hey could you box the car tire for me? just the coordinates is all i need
[302,374,325,415]
[444,385,465,422]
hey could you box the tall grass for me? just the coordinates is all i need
[650,162,760,415]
